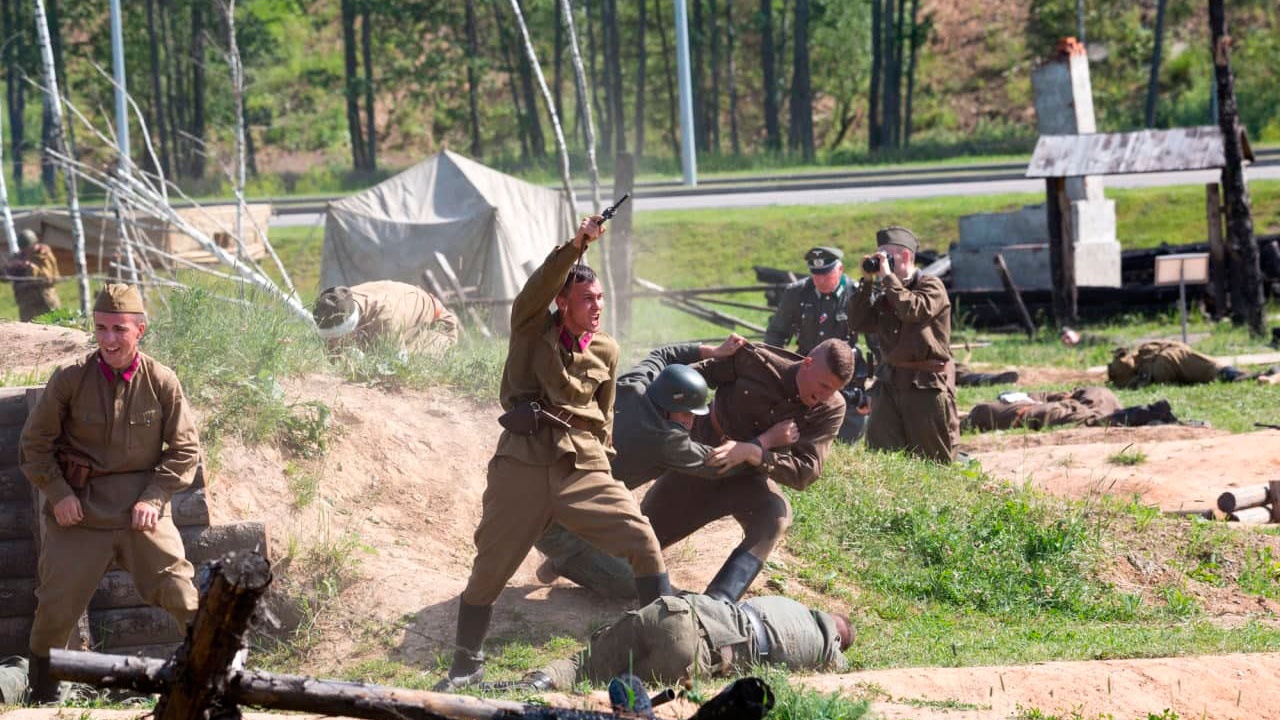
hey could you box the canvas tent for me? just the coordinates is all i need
[321,150,573,335]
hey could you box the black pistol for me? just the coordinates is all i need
[600,193,631,223]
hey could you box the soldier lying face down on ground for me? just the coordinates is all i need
[962,386,1179,432]
[484,593,852,692]
[313,280,459,356]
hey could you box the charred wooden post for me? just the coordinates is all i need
[992,253,1036,339]
[1209,0,1264,336]
[1045,177,1078,326]
[1270,480,1280,525]
[1205,183,1228,319]
[154,551,272,720]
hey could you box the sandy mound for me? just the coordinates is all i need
[0,321,92,378]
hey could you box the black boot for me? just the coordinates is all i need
[1213,363,1244,381]
[634,573,673,605]
[436,600,492,691]
[1144,400,1178,424]
[704,548,765,603]
[956,371,1019,387]
[26,655,61,705]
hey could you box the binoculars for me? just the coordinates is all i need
[862,253,895,274]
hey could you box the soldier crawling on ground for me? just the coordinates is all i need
[4,229,62,322]
[313,280,459,357]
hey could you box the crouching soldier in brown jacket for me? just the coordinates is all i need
[439,216,668,690]
[20,284,201,703]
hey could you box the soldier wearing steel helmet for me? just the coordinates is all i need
[535,335,800,598]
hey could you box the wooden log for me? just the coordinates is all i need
[0,616,31,655]
[1228,506,1273,524]
[0,488,208,541]
[155,551,273,720]
[90,606,185,649]
[0,464,32,503]
[51,649,665,720]
[1206,183,1228,319]
[0,424,20,459]
[0,521,267,579]
[1217,484,1271,513]
[993,253,1037,339]
[0,577,36,618]
[0,387,30,427]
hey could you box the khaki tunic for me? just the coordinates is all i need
[346,280,459,354]
[541,594,845,688]
[1107,341,1221,389]
[19,351,201,655]
[848,272,959,463]
[461,242,662,607]
[7,243,61,322]
[964,387,1123,432]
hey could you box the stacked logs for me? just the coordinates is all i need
[0,386,267,658]
[1216,480,1280,524]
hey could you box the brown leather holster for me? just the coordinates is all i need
[497,400,585,436]
[56,449,100,490]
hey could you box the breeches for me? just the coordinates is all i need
[29,517,198,656]
[642,471,792,560]
[867,382,959,463]
[462,454,664,606]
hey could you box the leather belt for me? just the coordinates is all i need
[738,601,771,659]
[539,403,598,431]
[888,358,950,373]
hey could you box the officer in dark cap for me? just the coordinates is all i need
[764,245,872,443]
[848,226,959,463]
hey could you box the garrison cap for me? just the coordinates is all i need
[17,229,38,249]
[804,246,843,274]
[94,283,146,314]
[876,226,920,255]
[313,286,357,330]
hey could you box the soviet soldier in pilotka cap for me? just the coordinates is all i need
[438,215,669,691]
[19,283,201,703]
[313,280,459,355]
[848,226,959,463]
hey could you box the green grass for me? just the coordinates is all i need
[1107,446,1148,466]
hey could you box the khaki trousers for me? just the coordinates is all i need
[462,454,664,607]
[29,517,198,656]
[867,383,959,463]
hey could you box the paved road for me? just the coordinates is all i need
[269,161,1280,227]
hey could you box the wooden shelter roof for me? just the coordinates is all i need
[1025,125,1254,178]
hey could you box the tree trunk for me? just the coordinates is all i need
[490,0,529,162]
[889,0,905,148]
[1144,0,1166,128]
[553,0,563,127]
[708,0,721,154]
[726,0,740,156]
[605,0,625,158]
[513,0,546,159]
[360,4,376,171]
[160,0,184,178]
[4,0,25,190]
[465,0,483,157]
[1209,0,1263,335]
[586,1,608,155]
[759,0,780,151]
[869,0,882,151]
[788,0,812,160]
[143,0,170,178]
[632,0,646,158]
[904,0,921,147]
[340,0,366,170]
[33,0,88,315]
[190,0,206,178]
[691,0,706,152]
[655,0,680,158]
[562,0,599,210]
[226,0,247,260]
[776,0,789,129]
